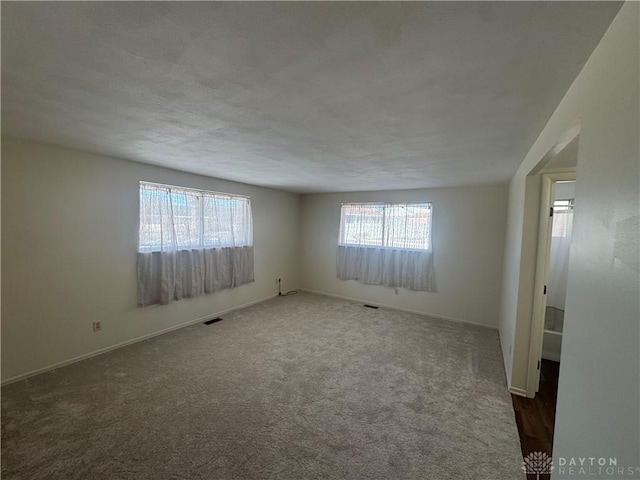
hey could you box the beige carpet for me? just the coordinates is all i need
[2,292,524,479]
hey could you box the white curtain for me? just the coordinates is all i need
[340,203,432,251]
[337,246,435,291]
[138,182,252,252]
[137,182,254,307]
[547,209,573,309]
[336,202,435,292]
[137,247,254,306]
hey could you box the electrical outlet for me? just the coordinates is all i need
[93,321,102,332]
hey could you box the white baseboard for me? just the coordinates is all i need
[509,386,528,397]
[299,288,498,330]
[498,333,514,391]
[1,294,278,386]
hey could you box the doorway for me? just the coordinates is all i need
[511,129,580,474]
[541,181,575,363]
[527,171,575,396]
[513,173,575,477]
[525,130,580,397]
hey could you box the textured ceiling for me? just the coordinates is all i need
[1,2,621,193]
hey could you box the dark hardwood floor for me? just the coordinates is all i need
[512,359,560,480]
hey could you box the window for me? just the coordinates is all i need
[336,202,435,291]
[339,202,432,251]
[553,199,574,212]
[139,182,252,252]
[552,199,574,238]
[137,182,255,306]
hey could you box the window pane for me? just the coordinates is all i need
[339,202,432,251]
[139,182,252,252]
[172,190,202,249]
[139,184,170,252]
[552,199,574,237]
[340,204,384,247]
[385,203,432,250]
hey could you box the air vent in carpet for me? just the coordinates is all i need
[204,317,222,325]
[363,304,379,309]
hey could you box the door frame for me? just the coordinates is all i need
[526,170,576,397]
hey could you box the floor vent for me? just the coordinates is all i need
[363,304,379,309]
[204,317,223,325]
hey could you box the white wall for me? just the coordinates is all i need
[300,186,508,328]
[498,1,639,471]
[1,137,301,382]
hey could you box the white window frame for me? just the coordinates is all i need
[338,202,433,252]
[138,181,252,253]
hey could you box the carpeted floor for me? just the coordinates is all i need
[1,292,524,479]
